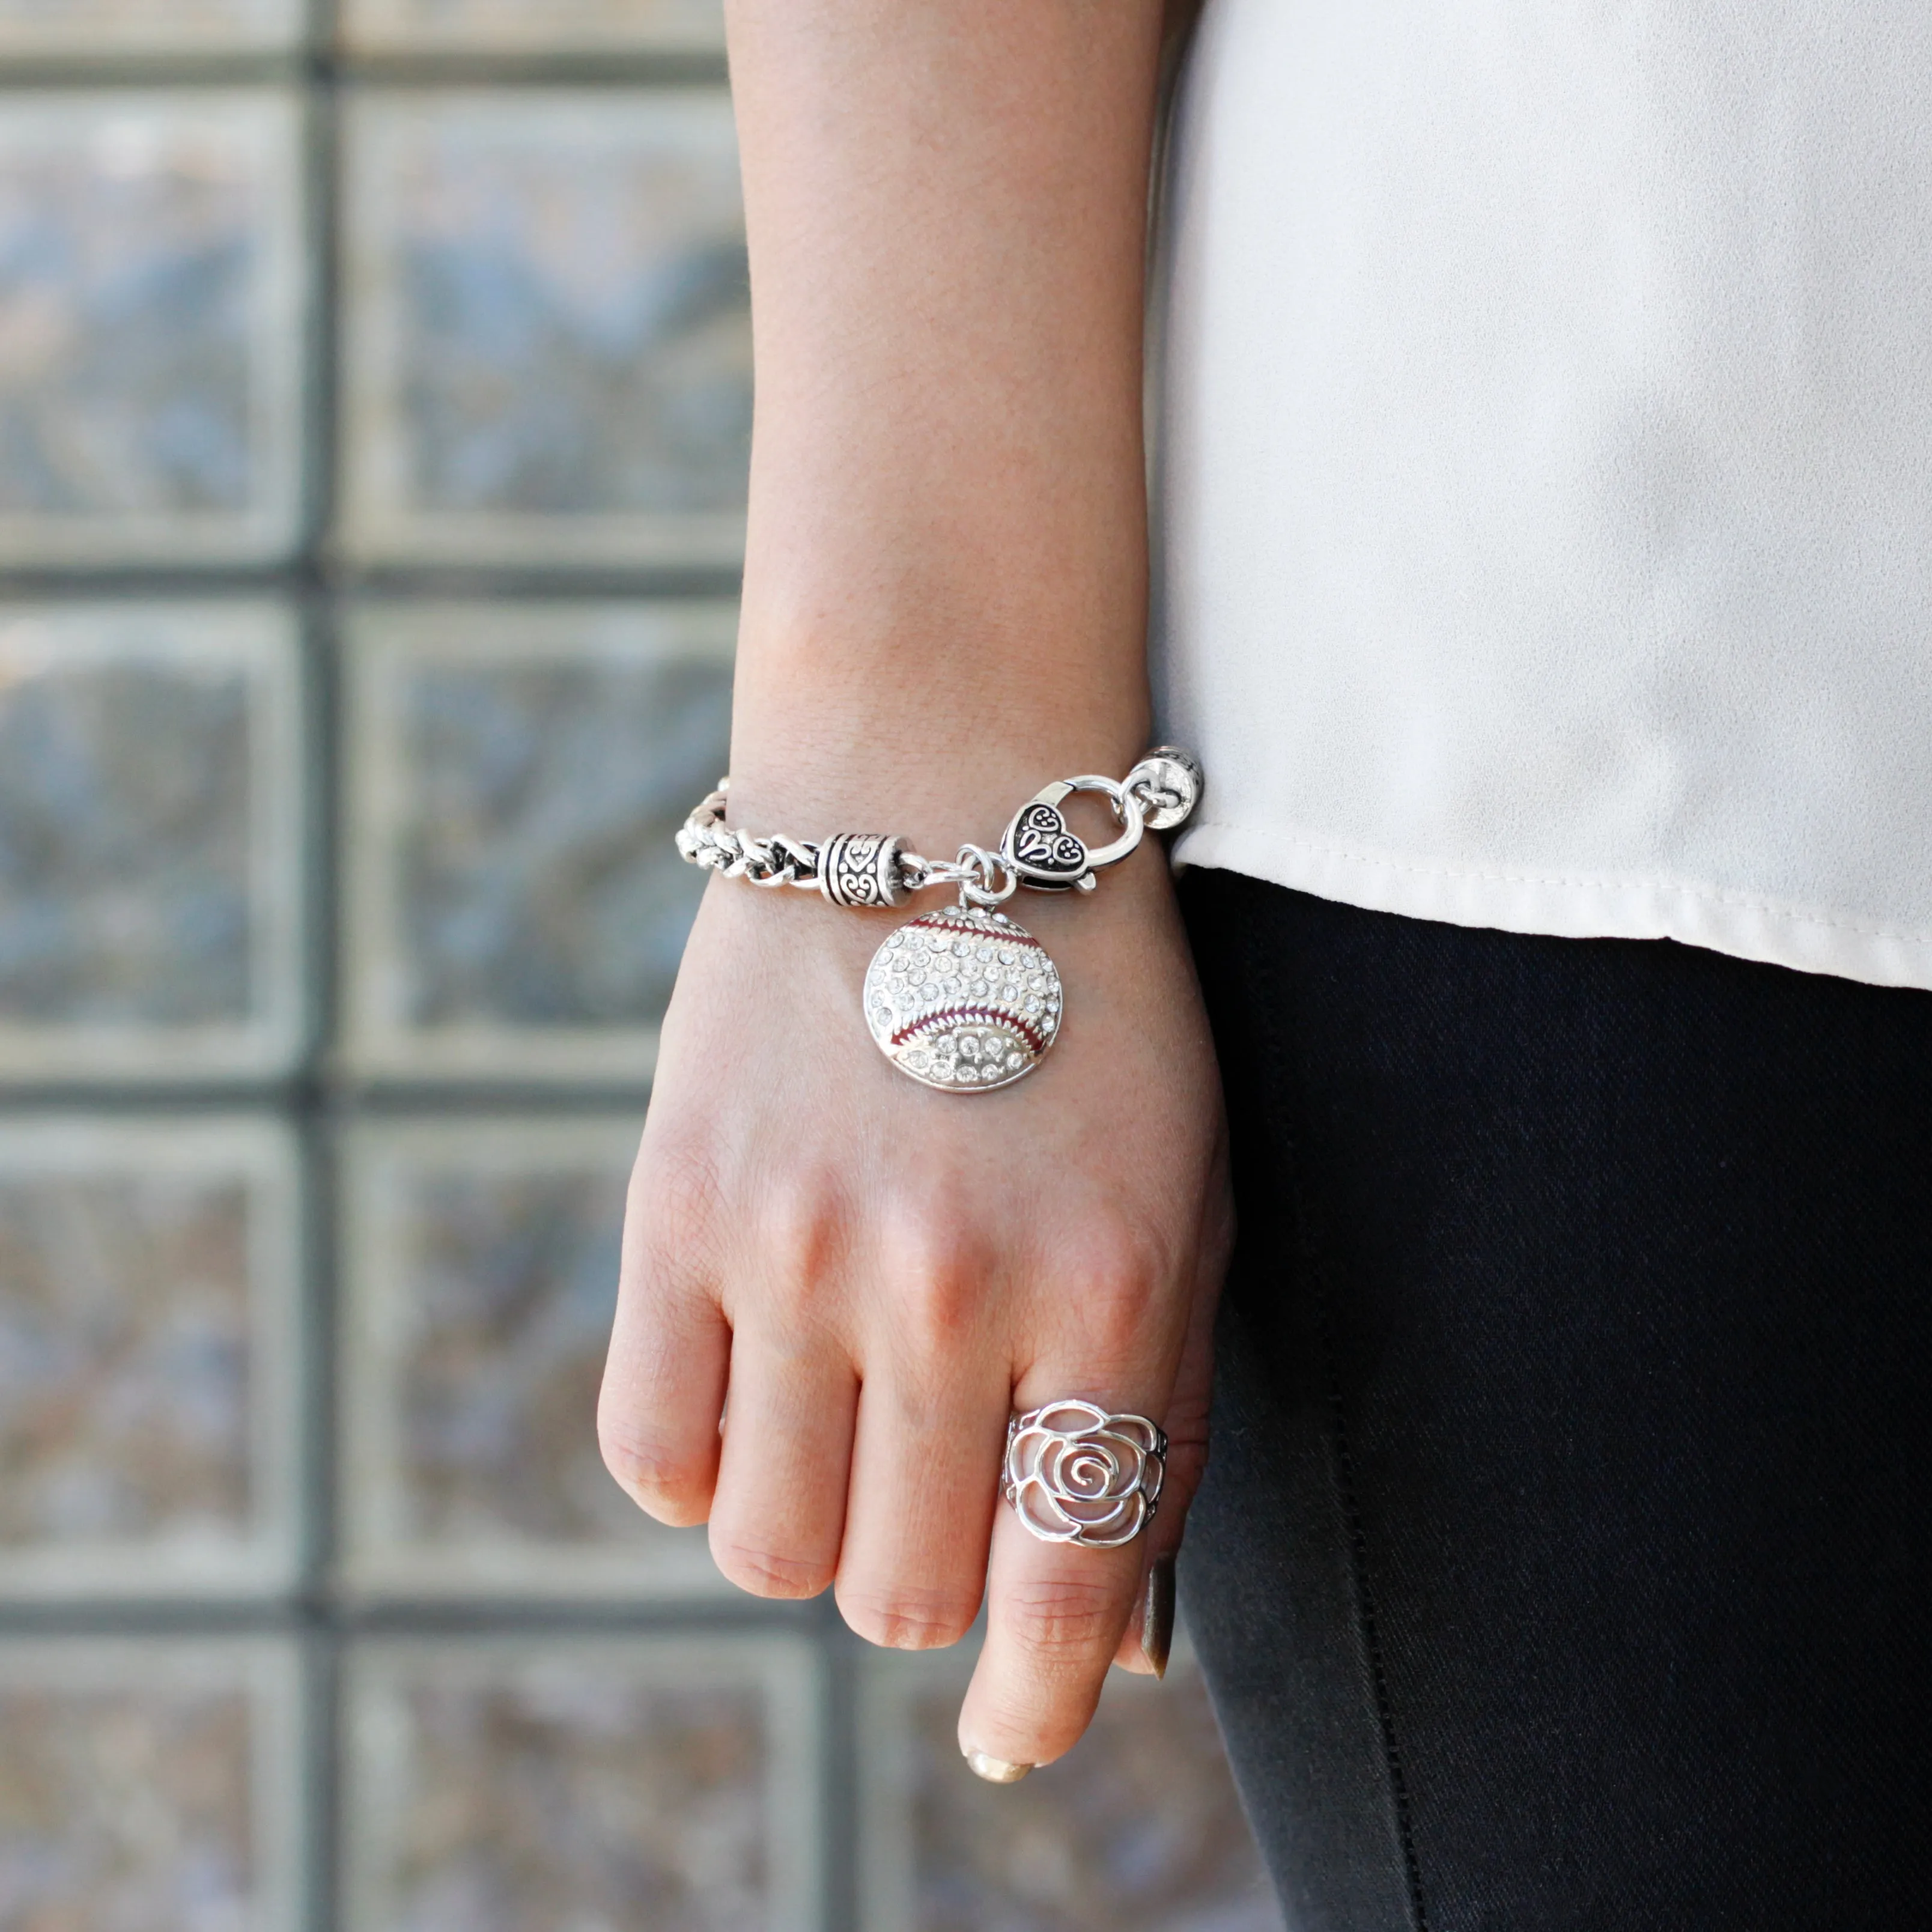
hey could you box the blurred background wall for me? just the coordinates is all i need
[0,6,1283,1927]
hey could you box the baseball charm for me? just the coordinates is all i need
[863,905,1062,1090]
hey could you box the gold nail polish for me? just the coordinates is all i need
[962,1746,1033,1785]
[1142,1552,1176,1680]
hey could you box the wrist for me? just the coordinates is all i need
[721,714,1153,857]
[693,745,1186,900]
[674,732,1198,1094]
[724,575,1150,845]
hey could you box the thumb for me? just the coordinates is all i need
[1113,1243,1220,1677]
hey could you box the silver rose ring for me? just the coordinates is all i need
[1000,1400,1167,1548]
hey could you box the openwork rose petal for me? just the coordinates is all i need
[1001,1402,1169,1548]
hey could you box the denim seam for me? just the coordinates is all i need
[1310,1265,1432,1932]
[1232,877,1432,1932]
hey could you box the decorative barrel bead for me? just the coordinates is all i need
[818,832,910,909]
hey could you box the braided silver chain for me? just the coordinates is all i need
[675,748,1202,910]
[674,785,828,890]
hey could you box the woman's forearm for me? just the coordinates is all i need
[723,0,1167,843]
[603,1,1228,1780]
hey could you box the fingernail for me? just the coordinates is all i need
[962,1746,1033,1785]
[1141,1553,1176,1680]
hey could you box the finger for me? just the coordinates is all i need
[600,1184,730,1527]
[958,1378,1174,1778]
[1112,1250,1220,1675]
[834,1350,1009,1652]
[706,1326,860,1599]
[834,1213,1011,1647]
[1114,1551,1179,1681]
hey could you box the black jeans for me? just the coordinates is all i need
[1178,872,1932,1932]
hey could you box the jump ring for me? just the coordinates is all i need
[956,844,1018,908]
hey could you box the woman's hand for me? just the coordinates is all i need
[612,0,1205,1774]
[600,844,1230,1773]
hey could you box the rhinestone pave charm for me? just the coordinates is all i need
[864,906,1063,1090]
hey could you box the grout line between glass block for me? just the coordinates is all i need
[336,53,729,87]
[301,65,341,576]
[823,1621,869,1932]
[0,58,311,87]
[297,1110,336,1603]
[300,1621,340,1932]
[0,55,728,88]
[0,563,747,601]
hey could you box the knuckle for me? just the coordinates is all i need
[1050,1224,1168,1368]
[765,1177,842,1278]
[747,1176,852,1327]
[626,1131,720,1245]
[898,1267,980,1353]
[876,1203,990,1350]
[621,1200,715,1317]
[709,1536,833,1602]
[838,1581,979,1651]
[1073,1291,1156,1379]
[1001,1573,1121,1662]
[617,1218,688,1308]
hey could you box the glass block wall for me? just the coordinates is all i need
[0,8,1284,1928]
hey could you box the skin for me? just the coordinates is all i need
[599,0,1229,1773]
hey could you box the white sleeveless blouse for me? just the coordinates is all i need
[1152,0,1932,989]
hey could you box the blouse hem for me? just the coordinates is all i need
[1173,821,1932,995]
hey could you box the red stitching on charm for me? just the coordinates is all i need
[892,1005,1049,1057]
[914,919,1045,952]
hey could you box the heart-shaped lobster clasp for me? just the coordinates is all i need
[1000,777,1145,892]
[1007,800,1088,882]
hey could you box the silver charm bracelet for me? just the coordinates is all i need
[675,747,1203,1091]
